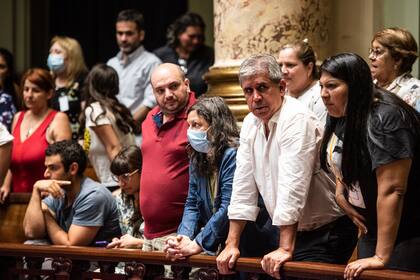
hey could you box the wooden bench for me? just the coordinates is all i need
[0,193,30,243]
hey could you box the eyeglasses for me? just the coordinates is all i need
[368,48,386,58]
[111,169,139,183]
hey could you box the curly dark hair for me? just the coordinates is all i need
[166,12,205,48]
[188,96,239,177]
[46,140,87,176]
[80,64,138,135]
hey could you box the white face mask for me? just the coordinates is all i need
[47,54,65,72]
[187,128,210,153]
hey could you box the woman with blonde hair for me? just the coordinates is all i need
[369,27,420,111]
[48,35,88,139]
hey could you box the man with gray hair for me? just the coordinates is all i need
[216,54,357,278]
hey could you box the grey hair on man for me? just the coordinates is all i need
[238,54,283,85]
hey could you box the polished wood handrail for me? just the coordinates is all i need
[1,193,31,204]
[0,243,419,279]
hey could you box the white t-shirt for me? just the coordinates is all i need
[0,123,13,145]
[297,82,327,124]
[85,102,135,187]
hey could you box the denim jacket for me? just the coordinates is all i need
[177,147,237,255]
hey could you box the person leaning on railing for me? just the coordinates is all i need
[107,145,144,250]
[164,96,239,259]
[319,53,420,279]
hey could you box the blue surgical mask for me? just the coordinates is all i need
[47,54,65,72]
[187,128,210,153]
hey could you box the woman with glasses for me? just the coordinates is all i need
[369,27,420,111]
[164,96,239,259]
[107,145,143,249]
[319,53,420,278]
[80,64,136,191]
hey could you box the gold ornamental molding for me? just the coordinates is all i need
[204,66,249,122]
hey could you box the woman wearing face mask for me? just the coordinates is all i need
[279,40,327,123]
[369,27,420,111]
[164,96,239,258]
[48,36,88,140]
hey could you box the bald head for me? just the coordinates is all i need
[151,63,185,87]
[151,63,190,117]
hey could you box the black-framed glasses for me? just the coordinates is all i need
[111,169,139,183]
[368,48,386,58]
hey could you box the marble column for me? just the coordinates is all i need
[205,0,331,121]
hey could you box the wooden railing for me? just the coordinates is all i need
[0,193,30,243]
[0,243,419,280]
[1,194,420,279]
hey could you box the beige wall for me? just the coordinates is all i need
[0,0,30,74]
[331,0,419,77]
[381,0,419,77]
[188,0,214,47]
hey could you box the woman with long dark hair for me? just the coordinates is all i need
[319,53,420,278]
[164,96,239,258]
[154,12,214,97]
[80,64,136,190]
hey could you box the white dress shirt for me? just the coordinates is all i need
[228,96,343,231]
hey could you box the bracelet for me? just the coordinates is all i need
[374,254,386,265]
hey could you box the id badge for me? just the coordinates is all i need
[59,95,70,112]
[348,183,366,209]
